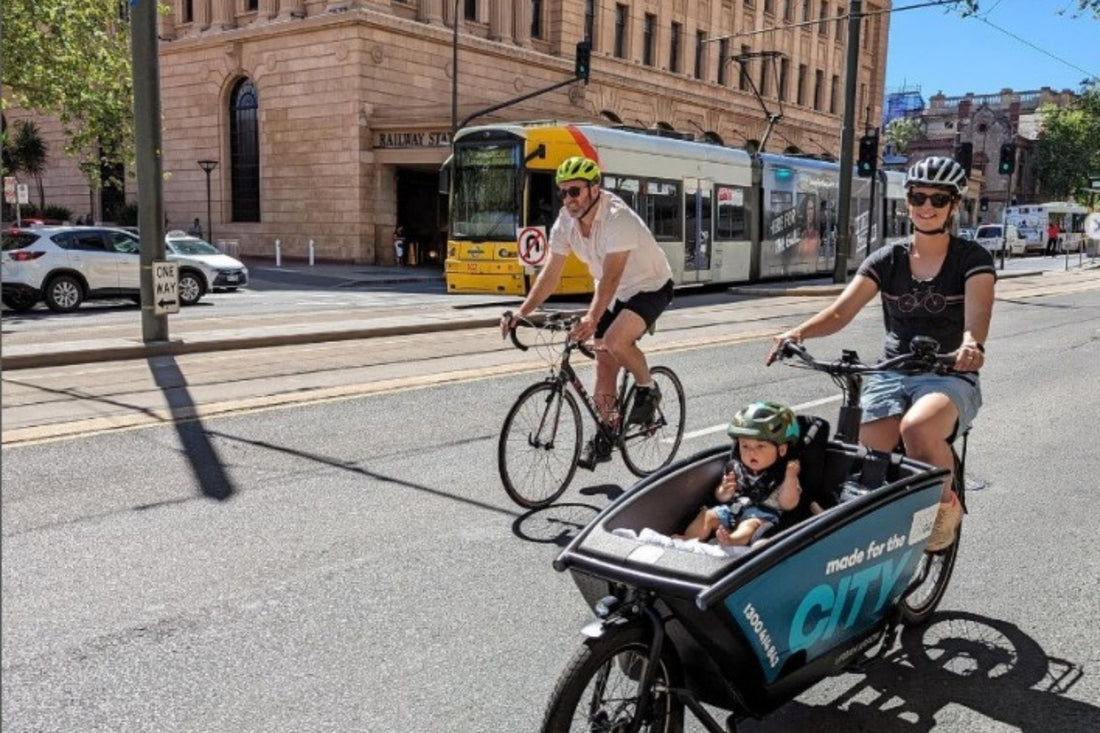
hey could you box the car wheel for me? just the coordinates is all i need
[178,271,206,306]
[2,292,38,313]
[44,274,85,313]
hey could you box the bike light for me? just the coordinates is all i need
[9,251,45,261]
[594,595,623,619]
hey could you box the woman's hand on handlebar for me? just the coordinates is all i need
[766,331,803,366]
[952,340,985,372]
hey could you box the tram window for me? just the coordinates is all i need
[526,171,556,229]
[715,185,747,238]
[603,174,641,213]
[644,179,681,240]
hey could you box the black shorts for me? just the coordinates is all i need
[595,279,674,339]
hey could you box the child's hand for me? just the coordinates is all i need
[715,471,738,502]
[786,459,801,476]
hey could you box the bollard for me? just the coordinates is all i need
[275,239,281,267]
[309,239,315,267]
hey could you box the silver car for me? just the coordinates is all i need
[165,232,249,298]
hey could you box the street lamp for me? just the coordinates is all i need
[197,159,218,242]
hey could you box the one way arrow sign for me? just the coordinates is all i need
[153,261,180,315]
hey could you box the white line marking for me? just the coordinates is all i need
[676,394,841,442]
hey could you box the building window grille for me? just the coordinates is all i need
[797,63,807,105]
[670,22,682,73]
[778,57,789,101]
[738,45,751,91]
[694,30,707,79]
[643,13,656,66]
[801,0,812,22]
[830,74,839,114]
[718,38,729,84]
[813,69,823,110]
[819,1,829,36]
[614,4,628,59]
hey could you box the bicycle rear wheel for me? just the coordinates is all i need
[620,366,686,477]
[498,382,582,509]
[899,455,964,625]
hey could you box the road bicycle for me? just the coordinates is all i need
[540,336,969,732]
[498,311,686,509]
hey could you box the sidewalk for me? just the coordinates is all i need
[1,264,1088,371]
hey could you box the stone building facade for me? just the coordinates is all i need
[5,0,892,264]
[897,87,1077,226]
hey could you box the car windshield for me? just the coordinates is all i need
[167,238,221,255]
[976,226,1000,237]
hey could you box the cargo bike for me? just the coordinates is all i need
[541,337,969,732]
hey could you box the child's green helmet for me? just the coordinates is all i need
[555,156,601,185]
[727,401,799,444]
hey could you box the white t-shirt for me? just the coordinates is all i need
[548,190,673,302]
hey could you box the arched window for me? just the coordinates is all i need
[229,78,260,222]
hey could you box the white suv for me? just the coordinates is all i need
[1,226,219,313]
[974,223,1026,257]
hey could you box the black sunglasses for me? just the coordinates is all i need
[557,185,586,200]
[907,191,955,208]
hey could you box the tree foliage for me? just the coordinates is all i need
[1033,80,1100,202]
[1,1,134,191]
[960,1,1100,19]
[4,119,50,208]
[884,116,924,154]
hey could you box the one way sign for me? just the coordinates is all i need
[153,261,180,315]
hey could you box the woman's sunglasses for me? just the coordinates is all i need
[558,185,586,200]
[907,191,955,208]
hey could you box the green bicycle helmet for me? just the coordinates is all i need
[555,156,601,185]
[727,401,800,444]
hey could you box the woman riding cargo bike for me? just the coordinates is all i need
[768,154,995,552]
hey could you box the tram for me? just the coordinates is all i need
[444,122,911,295]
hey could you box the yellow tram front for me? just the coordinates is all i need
[445,124,595,296]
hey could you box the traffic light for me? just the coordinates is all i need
[980,197,989,212]
[574,41,591,82]
[857,132,878,177]
[998,143,1016,175]
[954,142,973,173]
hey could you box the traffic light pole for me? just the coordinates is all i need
[832,0,862,284]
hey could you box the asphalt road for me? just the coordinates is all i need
[2,269,1099,732]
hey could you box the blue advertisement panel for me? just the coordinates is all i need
[723,488,940,683]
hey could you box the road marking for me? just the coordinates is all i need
[677,395,841,442]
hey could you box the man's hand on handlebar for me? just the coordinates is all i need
[569,314,597,344]
[500,310,519,339]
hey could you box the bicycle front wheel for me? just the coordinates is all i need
[498,382,582,509]
[541,626,684,733]
[620,366,686,477]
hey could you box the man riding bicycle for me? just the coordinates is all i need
[502,155,674,468]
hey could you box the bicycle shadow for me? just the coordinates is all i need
[741,611,1099,732]
[510,482,625,546]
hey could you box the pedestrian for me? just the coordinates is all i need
[393,226,407,266]
[187,217,203,237]
[1046,220,1060,255]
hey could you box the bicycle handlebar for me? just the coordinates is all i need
[502,310,597,360]
[771,335,958,375]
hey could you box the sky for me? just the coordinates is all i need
[884,0,1099,99]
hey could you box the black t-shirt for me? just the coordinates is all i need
[856,237,996,358]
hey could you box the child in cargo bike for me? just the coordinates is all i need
[676,401,802,547]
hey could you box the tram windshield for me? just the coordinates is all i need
[451,141,522,240]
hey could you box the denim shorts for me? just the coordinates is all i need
[860,370,983,436]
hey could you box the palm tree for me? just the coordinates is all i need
[8,119,49,209]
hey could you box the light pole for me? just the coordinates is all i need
[451,0,459,134]
[197,159,218,242]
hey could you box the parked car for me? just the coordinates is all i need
[974,223,1026,257]
[1,226,245,313]
[164,231,249,297]
[957,227,977,241]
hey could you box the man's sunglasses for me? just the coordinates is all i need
[906,191,955,208]
[558,185,586,200]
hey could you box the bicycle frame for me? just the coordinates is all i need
[541,338,634,441]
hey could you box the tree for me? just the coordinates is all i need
[5,119,50,209]
[960,1,1100,19]
[884,116,924,155]
[1032,80,1100,203]
[1,1,135,196]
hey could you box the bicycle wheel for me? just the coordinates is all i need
[498,382,582,509]
[620,366,686,477]
[899,460,964,626]
[541,626,684,733]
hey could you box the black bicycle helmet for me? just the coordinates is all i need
[727,401,800,444]
[905,156,968,197]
